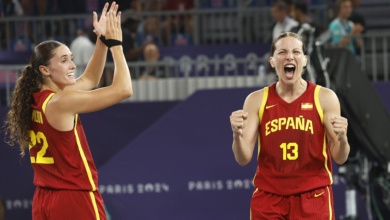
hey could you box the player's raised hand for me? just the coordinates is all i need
[230,110,248,137]
[93,1,119,37]
[330,115,348,141]
[105,7,122,42]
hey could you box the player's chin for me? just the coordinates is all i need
[280,75,299,84]
[65,79,77,85]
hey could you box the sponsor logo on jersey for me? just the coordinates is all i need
[265,115,314,136]
[266,104,277,109]
[314,191,325,197]
[301,103,313,110]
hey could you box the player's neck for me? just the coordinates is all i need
[276,79,307,102]
[40,82,63,93]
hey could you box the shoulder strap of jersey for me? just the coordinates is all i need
[314,85,333,185]
[314,85,323,124]
[42,93,55,115]
[258,86,269,124]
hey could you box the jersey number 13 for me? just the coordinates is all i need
[280,143,298,160]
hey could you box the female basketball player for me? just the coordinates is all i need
[4,2,130,219]
[230,32,350,220]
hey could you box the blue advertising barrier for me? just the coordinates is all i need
[97,85,388,220]
[0,101,178,220]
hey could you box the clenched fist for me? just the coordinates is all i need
[230,110,248,136]
[329,115,348,141]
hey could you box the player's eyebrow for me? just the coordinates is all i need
[277,48,301,51]
[59,54,73,60]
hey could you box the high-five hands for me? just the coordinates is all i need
[329,115,348,142]
[93,2,119,37]
[105,5,122,43]
[230,110,248,137]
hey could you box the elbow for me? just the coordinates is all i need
[334,155,348,165]
[117,86,133,99]
[336,161,345,166]
[123,87,133,98]
[238,161,249,166]
[335,159,347,166]
[236,158,251,166]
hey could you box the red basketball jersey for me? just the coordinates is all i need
[29,90,98,191]
[254,81,333,196]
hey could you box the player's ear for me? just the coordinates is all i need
[270,57,275,68]
[304,55,307,67]
[39,65,50,76]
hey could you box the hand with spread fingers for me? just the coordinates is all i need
[330,115,348,142]
[230,110,248,137]
[104,6,122,44]
[93,1,119,37]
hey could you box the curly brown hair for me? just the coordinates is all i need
[4,40,63,157]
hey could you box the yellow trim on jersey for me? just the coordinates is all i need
[253,87,269,186]
[259,87,269,124]
[74,114,97,191]
[89,191,100,220]
[314,86,323,123]
[253,188,259,195]
[258,87,269,158]
[314,86,333,185]
[322,132,333,184]
[327,186,332,220]
[42,93,55,114]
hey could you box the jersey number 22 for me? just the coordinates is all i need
[29,130,54,164]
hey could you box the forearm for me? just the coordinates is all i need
[232,134,253,166]
[331,138,350,165]
[110,46,133,97]
[339,36,351,47]
[83,39,108,87]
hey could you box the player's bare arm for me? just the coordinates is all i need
[67,2,118,91]
[231,89,263,166]
[319,87,350,165]
[46,8,132,131]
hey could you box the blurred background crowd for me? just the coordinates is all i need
[0,0,388,87]
[0,0,387,80]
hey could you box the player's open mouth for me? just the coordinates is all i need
[67,73,74,78]
[284,64,295,79]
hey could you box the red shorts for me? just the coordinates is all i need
[250,186,335,220]
[32,187,106,220]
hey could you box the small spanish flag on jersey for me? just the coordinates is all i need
[301,103,313,110]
